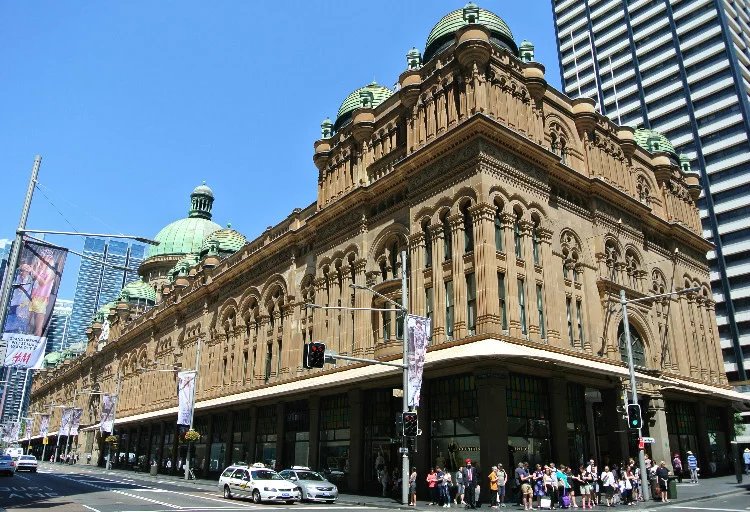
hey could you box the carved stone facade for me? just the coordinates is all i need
[28,13,741,493]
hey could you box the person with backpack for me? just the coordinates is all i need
[496,463,508,507]
[672,453,683,483]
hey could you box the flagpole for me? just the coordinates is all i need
[185,337,202,480]
[106,373,122,470]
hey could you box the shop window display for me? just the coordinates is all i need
[507,374,550,467]
[255,405,277,468]
[320,394,350,491]
[430,375,479,471]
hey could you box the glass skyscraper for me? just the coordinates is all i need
[67,238,145,346]
[551,0,750,428]
[46,299,73,354]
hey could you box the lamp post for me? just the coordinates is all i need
[106,373,122,470]
[620,286,700,501]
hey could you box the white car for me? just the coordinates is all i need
[16,455,38,472]
[279,466,338,503]
[219,463,301,504]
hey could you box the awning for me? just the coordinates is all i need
[112,337,747,425]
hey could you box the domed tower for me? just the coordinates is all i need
[333,81,394,132]
[139,183,222,300]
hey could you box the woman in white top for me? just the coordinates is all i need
[600,466,616,507]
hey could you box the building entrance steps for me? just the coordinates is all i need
[41,462,748,510]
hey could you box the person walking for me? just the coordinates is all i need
[496,463,508,507]
[409,467,418,506]
[455,466,465,505]
[743,448,750,475]
[655,462,670,503]
[462,459,478,509]
[514,462,528,506]
[600,466,615,507]
[427,468,438,506]
[687,451,699,483]
[672,453,683,483]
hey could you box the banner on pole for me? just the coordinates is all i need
[4,421,20,443]
[406,314,431,408]
[1,241,67,368]
[69,408,83,436]
[60,407,74,436]
[177,370,197,426]
[100,394,115,433]
[39,413,50,437]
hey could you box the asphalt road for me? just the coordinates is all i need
[642,490,750,512]
[0,465,385,512]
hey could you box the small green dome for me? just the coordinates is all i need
[120,279,157,304]
[96,301,117,319]
[634,127,677,157]
[424,3,517,62]
[147,217,222,258]
[44,352,61,367]
[169,253,200,277]
[192,182,214,198]
[200,225,247,256]
[334,81,393,130]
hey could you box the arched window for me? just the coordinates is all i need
[461,202,474,253]
[618,321,646,367]
[422,220,432,268]
[442,212,452,261]
[494,206,503,252]
[531,218,541,266]
[513,210,523,259]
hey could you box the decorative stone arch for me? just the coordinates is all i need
[412,204,434,226]
[341,243,360,262]
[560,228,583,269]
[219,299,238,333]
[367,224,410,272]
[651,268,668,295]
[238,288,262,319]
[431,197,454,225]
[634,169,656,206]
[488,186,510,213]
[613,307,656,369]
[451,186,478,210]
[261,275,289,308]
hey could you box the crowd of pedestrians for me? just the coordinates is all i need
[412,453,694,510]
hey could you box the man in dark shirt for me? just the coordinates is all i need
[514,462,528,505]
[461,459,478,509]
[655,461,670,503]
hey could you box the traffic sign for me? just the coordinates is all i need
[42,436,48,445]
[641,437,655,444]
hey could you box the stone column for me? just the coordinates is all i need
[470,204,500,333]
[502,213,522,338]
[352,259,369,357]
[548,376,569,464]
[341,265,353,354]
[409,232,427,316]
[449,213,467,339]
[520,220,541,340]
[647,395,670,466]
[429,225,446,342]
[476,368,510,470]
[275,403,286,470]
[538,228,562,344]
[348,389,364,492]
[308,396,321,470]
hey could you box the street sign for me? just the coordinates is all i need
[641,437,655,444]
[399,447,409,454]
[638,438,644,450]
[42,436,48,445]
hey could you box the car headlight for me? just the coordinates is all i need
[263,487,277,492]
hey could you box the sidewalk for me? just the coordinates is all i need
[42,463,748,511]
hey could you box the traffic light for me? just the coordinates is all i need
[303,342,326,369]
[402,411,418,437]
[627,403,642,430]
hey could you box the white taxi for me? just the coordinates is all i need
[219,463,301,504]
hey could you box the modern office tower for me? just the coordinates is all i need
[551,0,750,420]
[67,238,146,345]
[46,299,73,354]
[0,239,12,299]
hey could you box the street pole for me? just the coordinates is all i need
[620,289,650,501]
[40,402,53,463]
[185,337,202,480]
[106,373,122,470]
[401,250,409,506]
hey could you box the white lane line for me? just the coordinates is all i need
[111,488,182,509]
[666,507,747,512]
[81,506,102,512]
[13,473,30,480]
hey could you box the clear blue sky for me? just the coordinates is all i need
[0,1,560,300]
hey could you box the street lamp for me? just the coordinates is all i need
[620,285,700,501]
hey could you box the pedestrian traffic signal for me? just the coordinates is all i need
[627,403,642,430]
[402,411,418,437]
[303,342,326,369]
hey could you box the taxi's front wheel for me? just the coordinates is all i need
[252,489,261,504]
[223,485,232,499]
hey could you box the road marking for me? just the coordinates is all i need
[81,505,102,512]
[13,474,30,481]
[111,489,182,509]
[667,507,748,512]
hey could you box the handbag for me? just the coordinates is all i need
[540,497,552,509]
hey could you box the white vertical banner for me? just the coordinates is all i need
[5,421,20,443]
[406,314,431,408]
[69,408,83,436]
[39,414,50,437]
[100,394,115,433]
[60,407,74,436]
[177,370,197,426]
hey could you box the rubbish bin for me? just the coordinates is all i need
[667,476,678,499]
[150,463,158,476]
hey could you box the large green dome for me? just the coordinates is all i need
[120,279,157,304]
[334,81,393,130]
[634,127,677,157]
[424,3,517,62]
[147,217,222,258]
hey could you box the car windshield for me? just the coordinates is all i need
[252,470,282,481]
[20,456,36,460]
[296,471,325,481]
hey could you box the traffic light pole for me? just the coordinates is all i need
[400,250,409,506]
[619,289,650,501]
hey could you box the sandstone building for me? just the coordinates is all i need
[28,3,747,495]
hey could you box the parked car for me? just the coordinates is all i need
[0,455,17,476]
[279,466,338,503]
[218,463,301,504]
[16,455,38,472]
